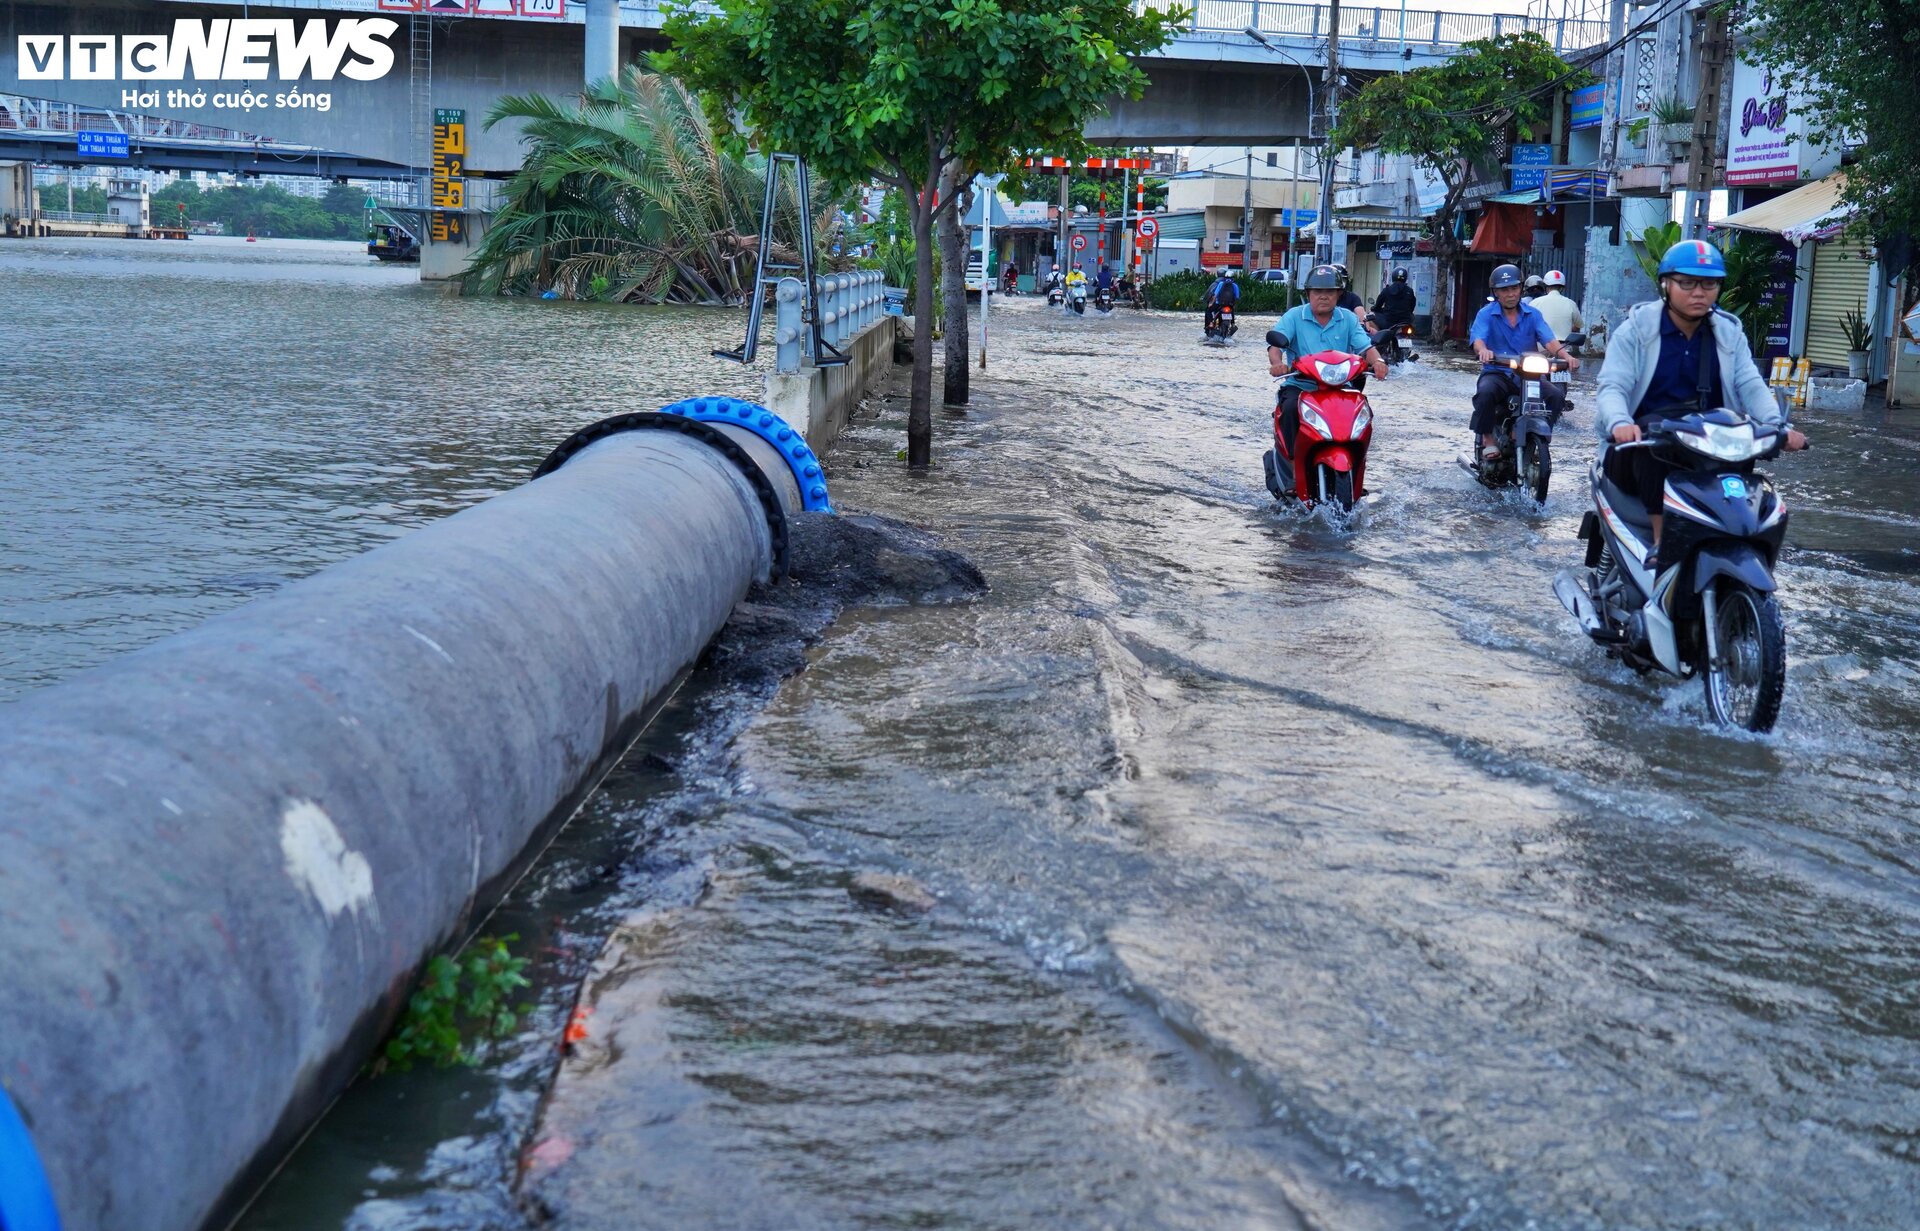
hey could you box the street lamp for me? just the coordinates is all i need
[1246,27,1322,278]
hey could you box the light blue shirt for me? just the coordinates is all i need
[1273,304,1373,390]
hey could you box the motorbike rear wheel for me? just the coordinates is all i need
[1703,583,1787,732]
[1523,436,1551,503]
[1262,449,1285,501]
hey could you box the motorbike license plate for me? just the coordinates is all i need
[1549,370,1571,384]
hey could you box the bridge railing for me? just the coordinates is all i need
[37,210,117,225]
[0,95,277,146]
[1144,0,1609,52]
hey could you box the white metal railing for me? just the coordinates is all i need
[1147,0,1609,52]
[775,271,886,374]
[37,210,117,224]
[0,95,279,147]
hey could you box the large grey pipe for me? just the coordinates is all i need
[0,404,826,1231]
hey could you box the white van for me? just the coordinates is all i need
[964,251,990,293]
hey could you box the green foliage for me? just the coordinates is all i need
[37,184,109,214]
[1334,33,1588,219]
[1652,95,1696,126]
[1719,232,1785,356]
[1747,0,1920,256]
[40,179,363,238]
[464,69,816,303]
[1144,270,1294,313]
[661,0,1186,463]
[1840,303,1874,351]
[1630,220,1685,283]
[382,935,532,1072]
[1012,169,1167,214]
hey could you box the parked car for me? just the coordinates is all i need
[1250,269,1292,285]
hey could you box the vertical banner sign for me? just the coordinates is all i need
[431,108,466,243]
[1569,84,1604,131]
[1756,235,1798,359]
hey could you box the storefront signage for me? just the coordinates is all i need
[1756,235,1798,359]
[1569,84,1605,130]
[1510,144,1552,191]
[1728,59,1801,185]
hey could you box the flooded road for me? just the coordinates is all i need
[6,242,1917,1228]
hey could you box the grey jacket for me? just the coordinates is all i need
[1593,300,1780,441]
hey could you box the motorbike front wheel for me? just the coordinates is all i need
[1703,583,1787,732]
[1315,465,1355,512]
[1073,301,1085,315]
[1523,436,1551,503]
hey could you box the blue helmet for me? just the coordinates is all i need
[1658,239,1727,279]
[1489,263,1523,289]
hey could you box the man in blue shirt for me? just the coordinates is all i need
[1469,263,1580,460]
[1205,272,1240,336]
[1269,264,1387,462]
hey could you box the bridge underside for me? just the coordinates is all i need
[1091,61,1317,145]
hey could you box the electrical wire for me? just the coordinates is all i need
[1428,0,1693,120]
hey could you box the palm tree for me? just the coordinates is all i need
[465,68,824,304]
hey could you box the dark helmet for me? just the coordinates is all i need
[1303,264,1343,290]
[1490,263,1524,290]
[1392,267,1409,283]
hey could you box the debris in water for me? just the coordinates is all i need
[847,872,937,915]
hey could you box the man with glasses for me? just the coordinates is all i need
[1595,239,1808,567]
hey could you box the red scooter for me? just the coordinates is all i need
[1262,329,1375,512]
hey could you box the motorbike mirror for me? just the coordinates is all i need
[1266,330,1291,350]
[1565,331,1588,347]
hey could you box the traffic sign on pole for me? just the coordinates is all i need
[1070,233,1087,252]
[1137,217,1158,239]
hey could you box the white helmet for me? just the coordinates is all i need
[1544,269,1567,287]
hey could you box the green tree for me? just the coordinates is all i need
[1748,0,1920,269]
[1335,32,1587,342]
[662,0,1186,468]
[465,69,801,302]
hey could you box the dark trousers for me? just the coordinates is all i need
[1274,385,1302,458]
[1470,369,1565,437]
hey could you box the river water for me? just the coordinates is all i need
[5,241,1918,1230]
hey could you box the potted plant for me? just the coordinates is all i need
[1840,303,1874,378]
[1654,96,1696,160]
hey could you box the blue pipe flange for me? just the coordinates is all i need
[0,1089,61,1231]
[657,397,834,513]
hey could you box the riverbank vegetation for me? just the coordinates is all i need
[38,179,367,238]
[464,69,827,304]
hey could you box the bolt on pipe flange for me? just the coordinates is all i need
[657,397,833,513]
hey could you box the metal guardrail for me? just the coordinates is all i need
[36,210,117,224]
[774,271,886,375]
[1145,0,1610,52]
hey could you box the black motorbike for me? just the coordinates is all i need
[1045,278,1064,306]
[1370,321,1418,365]
[1117,277,1144,308]
[1203,303,1237,345]
[1462,351,1572,503]
[1554,408,1794,731]
[1094,283,1115,312]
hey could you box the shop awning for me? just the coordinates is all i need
[1716,172,1855,244]
[1487,188,1544,204]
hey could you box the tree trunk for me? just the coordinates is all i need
[908,201,936,469]
[940,163,972,406]
[1429,220,1457,346]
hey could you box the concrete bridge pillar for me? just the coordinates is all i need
[585,0,621,86]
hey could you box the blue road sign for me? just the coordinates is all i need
[77,131,129,159]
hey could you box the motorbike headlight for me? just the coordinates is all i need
[1520,354,1551,375]
[1299,404,1333,439]
[1350,406,1372,437]
[1315,360,1354,386]
[1680,420,1763,461]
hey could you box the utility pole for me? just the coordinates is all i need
[1683,5,1730,239]
[1289,139,1301,283]
[978,172,1002,369]
[1242,148,1254,273]
[1317,0,1341,267]
[1121,162,1132,273]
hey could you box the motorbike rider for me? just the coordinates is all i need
[1470,263,1580,462]
[1524,273,1547,300]
[1002,260,1020,295]
[1369,266,1417,351]
[1269,264,1388,462]
[1330,262,1366,316]
[1044,265,1064,297]
[1534,269,1583,343]
[1205,270,1240,335]
[1095,264,1114,296]
[1595,239,1807,568]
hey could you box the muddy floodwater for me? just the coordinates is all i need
[5,242,1918,1230]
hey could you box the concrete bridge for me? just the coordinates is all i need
[3,0,1609,174]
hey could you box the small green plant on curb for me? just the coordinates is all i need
[1840,303,1875,352]
[381,934,532,1072]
